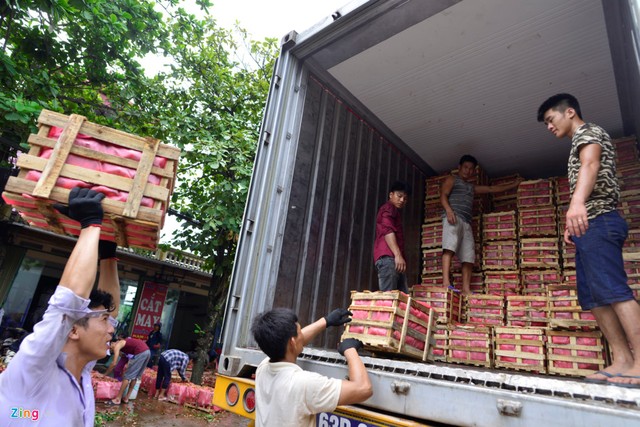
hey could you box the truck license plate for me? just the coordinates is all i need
[316,411,396,427]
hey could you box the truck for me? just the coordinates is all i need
[212,0,640,425]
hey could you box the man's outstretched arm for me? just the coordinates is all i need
[58,187,105,298]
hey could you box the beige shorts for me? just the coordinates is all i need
[442,217,475,264]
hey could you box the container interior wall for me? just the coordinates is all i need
[274,74,426,348]
[602,0,640,137]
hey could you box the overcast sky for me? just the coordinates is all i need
[206,0,351,40]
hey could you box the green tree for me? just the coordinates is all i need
[0,0,170,161]
[139,20,278,383]
[1,1,278,384]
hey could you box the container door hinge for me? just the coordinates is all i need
[497,399,522,417]
[245,218,255,235]
[390,381,410,395]
[262,130,271,146]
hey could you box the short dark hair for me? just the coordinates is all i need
[75,289,115,328]
[390,181,411,195]
[537,93,582,122]
[459,154,478,167]
[251,308,298,362]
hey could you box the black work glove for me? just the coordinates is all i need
[53,187,105,228]
[99,240,118,260]
[324,308,353,328]
[338,338,363,356]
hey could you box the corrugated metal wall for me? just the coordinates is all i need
[274,74,426,348]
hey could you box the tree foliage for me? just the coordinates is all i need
[1,0,279,383]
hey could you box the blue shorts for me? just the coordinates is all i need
[573,211,632,310]
[375,256,409,293]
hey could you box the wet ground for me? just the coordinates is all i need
[96,394,251,426]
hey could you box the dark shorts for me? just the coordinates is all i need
[375,256,409,293]
[573,211,633,310]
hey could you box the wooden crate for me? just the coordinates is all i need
[518,206,557,237]
[506,296,548,327]
[482,240,518,270]
[447,324,493,368]
[626,260,640,287]
[422,248,443,275]
[491,198,518,213]
[473,193,491,215]
[342,291,435,361]
[620,173,640,193]
[420,274,442,287]
[485,270,520,296]
[521,270,561,296]
[465,294,505,326]
[562,270,577,287]
[490,174,520,205]
[2,110,180,249]
[412,286,462,324]
[425,173,451,200]
[560,238,576,270]
[483,211,517,241]
[546,330,606,377]
[517,179,554,208]
[547,285,598,330]
[428,324,449,362]
[494,327,546,374]
[553,176,571,206]
[424,197,442,221]
[613,135,639,166]
[421,219,443,249]
[618,191,640,230]
[623,228,640,261]
[556,205,568,238]
[520,238,559,270]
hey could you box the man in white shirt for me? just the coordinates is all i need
[251,308,373,427]
[0,187,119,426]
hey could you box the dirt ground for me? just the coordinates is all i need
[96,394,251,427]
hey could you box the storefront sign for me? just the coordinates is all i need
[131,281,168,340]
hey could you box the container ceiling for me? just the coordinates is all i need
[312,0,623,179]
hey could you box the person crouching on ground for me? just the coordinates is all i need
[251,308,373,427]
[154,349,192,401]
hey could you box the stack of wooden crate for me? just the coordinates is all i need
[411,285,462,362]
[414,137,639,375]
[421,173,451,282]
[342,290,435,361]
[483,211,519,295]
[615,136,640,301]
[2,110,180,250]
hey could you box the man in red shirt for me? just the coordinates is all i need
[374,181,410,292]
[104,335,150,404]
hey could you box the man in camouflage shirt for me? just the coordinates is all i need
[538,93,640,387]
